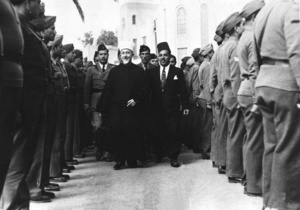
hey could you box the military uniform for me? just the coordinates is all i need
[253,0,300,208]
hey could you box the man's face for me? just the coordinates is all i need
[28,0,41,20]
[44,26,56,41]
[120,49,133,65]
[140,50,150,64]
[158,50,170,67]
[150,58,158,66]
[98,50,108,65]
[236,20,245,37]
[170,57,176,66]
[74,57,83,67]
[53,44,65,58]
[66,51,76,62]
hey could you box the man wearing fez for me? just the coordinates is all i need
[209,21,229,174]
[147,42,189,167]
[197,44,214,160]
[48,35,71,183]
[2,0,51,207]
[253,0,300,208]
[84,43,115,161]
[220,12,246,183]
[138,45,156,71]
[237,0,265,197]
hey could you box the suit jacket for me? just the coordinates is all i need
[137,62,156,71]
[83,62,115,105]
[147,65,189,119]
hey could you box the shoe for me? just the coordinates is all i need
[49,182,59,187]
[42,191,55,199]
[64,165,75,170]
[212,162,218,168]
[62,174,70,179]
[201,153,210,160]
[95,152,105,161]
[155,155,163,163]
[243,188,262,197]
[127,160,137,168]
[228,177,242,183]
[113,161,125,170]
[74,154,86,158]
[30,195,51,203]
[63,168,71,173]
[104,154,115,162]
[50,176,67,182]
[218,166,226,174]
[66,159,79,165]
[44,184,60,191]
[170,159,180,168]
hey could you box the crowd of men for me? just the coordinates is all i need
[0,0,300,209]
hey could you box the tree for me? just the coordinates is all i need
[79,31,94,47]
[96,30,118,46]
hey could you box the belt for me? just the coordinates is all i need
[92,89,102,93]
[262,58,289,66]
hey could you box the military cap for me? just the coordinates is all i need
[44,16,56,29]
[215,21,225,37]
[63,44,74,54]
[97,43,108,51]
[73,49,83,59]
[157,42,171,54]
[48,34,63,47]
[139,45,150,54]
[149,53,157,59]
[186,57,195,67]
[119,41,135,52]
[181,56,191,64]
[240,0,265,19]
[222,12,243,34]
[200,44,214,56]
[191,48,201,59]
[29,18,45,31]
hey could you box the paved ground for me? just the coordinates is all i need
[31,148,262,210]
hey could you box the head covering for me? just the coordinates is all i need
[63,44,74,54]
[139,45,150,54]
[240,0,265,19]
[29,18,45,31]
[222,12,243,34]
[44,16,56,29]
[191,48,201,59]
[181,56,191,64]
[149,53,157,59]
[215,21,225,37]
[97,43,108,51]
[186,57,195,67]
[48,34,63,47]
[119,41,135,52]
[73,49,83,59]
[200,44,214,56]
[157,42,171,54]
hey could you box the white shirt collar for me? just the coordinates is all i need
[160,64,170,79]
[99,63,107,70]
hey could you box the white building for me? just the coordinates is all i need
[118,0,251,65]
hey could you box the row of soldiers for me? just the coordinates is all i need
[182,0,300,209]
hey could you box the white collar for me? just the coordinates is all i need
[160,64,170,79]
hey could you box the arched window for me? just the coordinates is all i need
[177,7,187,35]
[201,4,209,45]
[122,17,125,27]
[132,15,136,25]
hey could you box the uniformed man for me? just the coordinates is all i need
[97,41,148,170]
[253,0,300,209]
[49,34,70,183]
[1,0,51,207]
[138,45,156,71]
[220,12,246,183]
[237,0,265,197]
[197,44,214,159]
[84,43,115,161]
[0,0,24,198]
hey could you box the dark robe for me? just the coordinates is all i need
[97,62,148,162]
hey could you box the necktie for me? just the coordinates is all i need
[102,64,105,72]
[161,67,166,91]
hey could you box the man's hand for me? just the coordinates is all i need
[127,99,136,107]
[250,104,261,117]
[183,109,189,115]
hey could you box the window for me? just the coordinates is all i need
[201,4,209,45]
[142,36,146,45]
[177,7,187,35]
[132,15,136,25]
[133,38,137,57]
[177,48,187,65]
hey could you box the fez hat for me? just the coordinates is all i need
[191,48,201,59]
[181,56,191,64]
[48,34,63,47]
[97,43,108,51]
[240,0,265,19]
[200,44,214,56]
[157,42,171,54]
[63,44,74,54]
[73,49,83,59]
[139,45,150,54]
[44,16,56,29]
[119,41,135,52]
[222,12,243,34]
